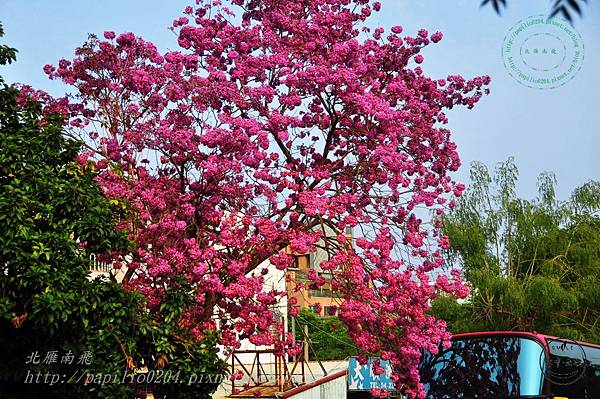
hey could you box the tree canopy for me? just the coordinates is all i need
[20,0,490,395]
[433,158,600,342]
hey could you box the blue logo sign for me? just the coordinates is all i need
[348,357,395,391]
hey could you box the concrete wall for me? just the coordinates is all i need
[219,257,288,365]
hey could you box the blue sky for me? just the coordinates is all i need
[1,0,599,201]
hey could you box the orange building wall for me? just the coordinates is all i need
[286,254,343,317]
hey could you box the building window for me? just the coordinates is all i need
[325,306,338,316]
[317,271,332,281]
[309,289,333,298]
[289,255,300,270]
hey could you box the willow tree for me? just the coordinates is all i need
[433,158,600,342]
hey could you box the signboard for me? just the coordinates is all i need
[348,357,395,391]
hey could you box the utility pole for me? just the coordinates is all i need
[290,316,296,362]
[303,325,309,362]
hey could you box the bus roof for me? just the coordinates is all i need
[452,331,600,350]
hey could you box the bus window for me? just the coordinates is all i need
[547,339,600,399]
[419,336,545,398]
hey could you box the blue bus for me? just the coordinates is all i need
[419,331,600,398]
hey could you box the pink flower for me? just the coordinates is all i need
[43,64,55,75]
[116,32,135,46]
[44,1,490,395]
[431,31,443,43]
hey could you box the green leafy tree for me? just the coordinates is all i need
[432,158,600,342]
[293,308,358,361]
[0,24,16,67]
[0,25,225,399]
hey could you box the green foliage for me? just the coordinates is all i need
[0,36,225,398]
[1,45,133,397]
[293,308,358,361]
[0,23,17,68]
[433,158,600,343]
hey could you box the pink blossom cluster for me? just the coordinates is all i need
[39,0,489,396]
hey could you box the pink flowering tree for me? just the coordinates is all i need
[44,0,488,396]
